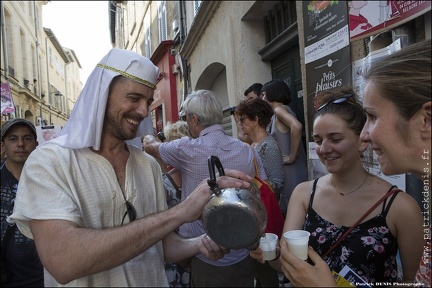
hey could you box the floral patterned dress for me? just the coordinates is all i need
[304,178,401,283]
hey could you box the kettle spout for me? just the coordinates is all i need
[247,241,260,251]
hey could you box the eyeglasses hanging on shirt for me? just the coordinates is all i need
[121,200,137,225]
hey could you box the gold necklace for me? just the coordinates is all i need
[330,173,368,196]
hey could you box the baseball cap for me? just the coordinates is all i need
[1,118,37,140]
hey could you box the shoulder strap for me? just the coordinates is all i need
[252,157,259,177]
[323,187,401,258]
[163,172,181,200]
[247,144,259,177]
[381,185,399,216]
[309,178,319,208]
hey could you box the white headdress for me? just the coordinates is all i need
[46,48,159,150]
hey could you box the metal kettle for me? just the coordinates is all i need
[202,155,267,250]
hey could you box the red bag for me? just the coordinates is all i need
[253,176,285,238]
[251,153,285,238]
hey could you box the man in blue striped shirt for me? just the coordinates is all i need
[144,89,267,287]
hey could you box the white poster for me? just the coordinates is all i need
[352,38,401,100]
[36,125,61,146]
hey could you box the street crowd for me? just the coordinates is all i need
[1,40,430,287]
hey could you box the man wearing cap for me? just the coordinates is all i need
[7,49,251,286]
[1,118,43,286]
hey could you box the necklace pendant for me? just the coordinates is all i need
[331,173,368,197]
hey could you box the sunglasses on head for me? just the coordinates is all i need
[121,200,137,225]
[317,94,353,111]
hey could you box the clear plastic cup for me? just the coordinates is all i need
[283,230,310,260]
[259,233,278,261]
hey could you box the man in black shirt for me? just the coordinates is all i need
[1,118,43,287]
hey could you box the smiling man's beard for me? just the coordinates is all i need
[104,111,136,141]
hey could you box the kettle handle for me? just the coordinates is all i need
[207,155,225,191]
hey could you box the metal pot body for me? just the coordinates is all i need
[203,156,267,249]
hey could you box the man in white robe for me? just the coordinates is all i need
[8,49,251,287]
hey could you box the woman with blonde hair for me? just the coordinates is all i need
[163,120,190,142]
[360,39,431,285]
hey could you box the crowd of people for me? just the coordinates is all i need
[143,89,267,287]
[251,39,431,287]
[251,86,424,284]
[1,39,430,287]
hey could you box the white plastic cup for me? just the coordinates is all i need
[259,233,278,261]
[283,230,310,260]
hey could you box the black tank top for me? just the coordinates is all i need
[304,178,401,283]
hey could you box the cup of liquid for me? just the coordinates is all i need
[259,233,278,261]
[283,230,310,260]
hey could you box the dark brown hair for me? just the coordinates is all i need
[236,98,274,128]
[261,79,291,105]
[314,87,365,136]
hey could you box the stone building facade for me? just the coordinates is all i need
[0,1,82,127]
[110,0,429,145]
[110,0,430,200]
